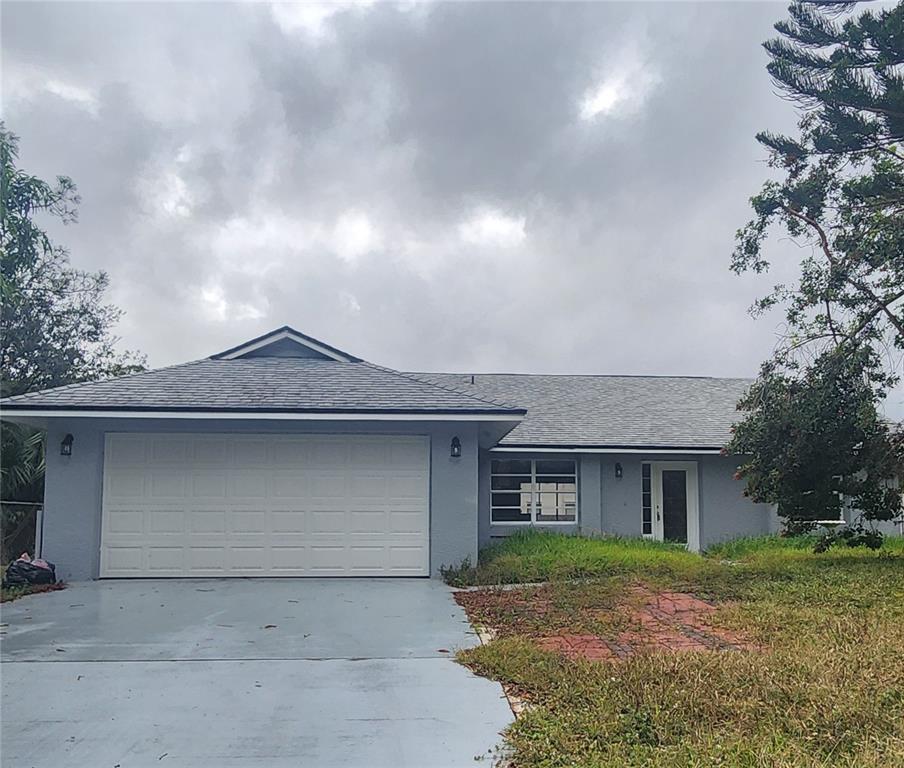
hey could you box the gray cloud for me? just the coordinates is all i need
[3,0,901,418]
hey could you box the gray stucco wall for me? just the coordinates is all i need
[41,418,480,580]
[479,452,772,550]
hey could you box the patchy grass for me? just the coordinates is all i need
[0,581,65,603]
[453,531,904,767]
[456,579,636,639]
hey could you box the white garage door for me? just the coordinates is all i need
[101,433,430,577]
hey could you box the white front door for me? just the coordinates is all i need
[650,461,700,551]
[101,433,430,577]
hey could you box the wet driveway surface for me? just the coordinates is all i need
[0,579,511,767]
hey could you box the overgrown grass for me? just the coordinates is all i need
[442,530,713,586]
[443,529,904,587]
[463,631,904,767]
[453,531,904,767]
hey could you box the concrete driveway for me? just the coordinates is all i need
[0,580,512,768]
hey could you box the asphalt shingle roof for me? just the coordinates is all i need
[0,352,751,447]
[409,373,752,448]
[0,359,524,415]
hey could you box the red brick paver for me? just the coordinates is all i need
[537,586,754,662]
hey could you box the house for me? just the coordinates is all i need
[0,326,777,581]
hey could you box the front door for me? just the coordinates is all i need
[651,462,699,550]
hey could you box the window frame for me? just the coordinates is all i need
[490,458,578,526]
[641,462,653,538]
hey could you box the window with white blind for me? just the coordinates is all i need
[490,459,577,524]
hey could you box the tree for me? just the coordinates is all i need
[732,1,904,362]
[728,2,904,533]
[0,124,145,505]
[728,348,903,527]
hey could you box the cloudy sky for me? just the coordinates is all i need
[3,1,900,415]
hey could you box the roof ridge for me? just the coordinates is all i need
[360,362,525,411]
[407,371,754,381]
[0,358,206,404]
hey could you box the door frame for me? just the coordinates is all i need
[650,461,700,552]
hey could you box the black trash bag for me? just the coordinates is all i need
[3,559,56,587]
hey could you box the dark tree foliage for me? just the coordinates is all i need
[730,349,903,524]
[1,125,145,503]
[728,2,904,531]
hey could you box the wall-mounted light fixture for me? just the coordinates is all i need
[60,434,74,456]
[450,436,462,459]
[614,462,623,479]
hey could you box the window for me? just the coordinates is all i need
[491,459,577,524]
[641,463,652,536]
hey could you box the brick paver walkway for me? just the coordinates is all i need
[537,586,753,661]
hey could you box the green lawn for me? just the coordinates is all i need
[452,531,904,767]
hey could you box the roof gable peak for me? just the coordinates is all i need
[210,326,362,362]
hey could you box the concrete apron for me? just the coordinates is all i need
[1,579,512,768]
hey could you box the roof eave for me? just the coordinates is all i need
[0,405,526,422]
[491,444,726,454]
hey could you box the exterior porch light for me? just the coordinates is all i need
[450,436,462,459]
[60,434,74,456]
[614,462,623,479]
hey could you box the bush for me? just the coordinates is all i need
[814,525,883,554]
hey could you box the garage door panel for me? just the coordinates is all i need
[233,439,269,466]
[390,510,428,535]
[271,440,310,466]
[350,475,387,498]
[102,434,429,577]
[309,545,346,571]
[106,435,147,466]
[348,546,385,570]
[106,509,144,535]
[272,472,309,498]
[349,440,389,467]
[148,509,184,534]
[388,475,427,499]
[192,471,227,498]
[305,440,350,468]
[104,546,144,573]
[150,436,189,464]
[309,474,346,498]
[390,440,428,467]
[192,438,229,464]
[147,547,184,572]
[149,470,187,499]
[230,510,267,533]
[227,471,268,499]
[349,510,387,533]
[310,510,347,534]
[389,546,428,570]
[189,510,227,534]
[108,471,146,498]
[271,510,307,533]
[230,547,268,570]
[271,546,308,570]
[188,547,227,571]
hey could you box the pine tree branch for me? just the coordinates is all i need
[779,204,904,341]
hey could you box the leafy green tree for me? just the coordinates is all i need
[729,1,904,532]
[729,349,903,526]
[1,124,145,505]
